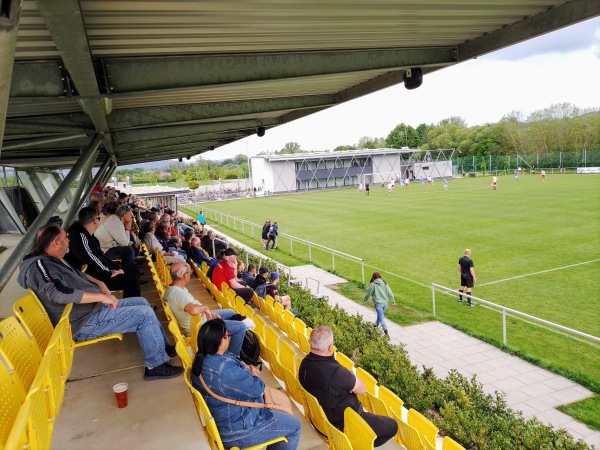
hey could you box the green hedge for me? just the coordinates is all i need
[235,247,591,450]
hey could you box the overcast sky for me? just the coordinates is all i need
[203,17,600,161]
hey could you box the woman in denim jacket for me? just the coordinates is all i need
[191,319,301,449]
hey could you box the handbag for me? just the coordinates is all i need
[198,374,293,415]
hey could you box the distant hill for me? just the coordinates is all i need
[117,160,173,170]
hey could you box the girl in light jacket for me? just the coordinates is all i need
[364,272,396,335]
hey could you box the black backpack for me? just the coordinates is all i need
[240,330,262,369]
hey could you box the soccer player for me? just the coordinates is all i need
[492,175,497,190]
[458,249,476,307]
[443,178,448,190]
[541,170,546,181]
[514,169,519,182]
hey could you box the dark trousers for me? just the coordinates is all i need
[105,272,141,298]
[104,245,136,265]
[360,411,398,447]
[267,236,277,249]
[233,287,255,305]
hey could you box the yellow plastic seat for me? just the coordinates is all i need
[252,315,266,344]
[48,316,75,382]
[278,339,298,373]
[175,340,193,369]
[265,300,278,325]
[280,365,307,417]
[272,302,286,332]
[335,352,355,372]
[0,316,42,396]
[12,293,54,354]
[265,345,286,382]
[408,408,439,450]
[327,421,353,450]
[0,356,26,447]
[201,261,208,273]
[292,317,307,337]
[189,314,202,354]
[4,384,53,450]
[254,293,268,315]
[397,415,427,450]
[344,407,376,450]
[168,319,186,346]
[301,387,331,442]
[62,303,124,348]
[241,303,255,319]
[378,385,404,418]
[264,326,280,354]
[163,302,177,325]
[355,367,378,412]
[443,435,466,450]
[220,281,230,295]
[183,369,286,450]
[366,391,389,416]
[234,295,245,314]
[297,332,311,355]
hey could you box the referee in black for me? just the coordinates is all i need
[458,249,477,306]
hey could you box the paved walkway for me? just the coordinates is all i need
[209,226,599,448]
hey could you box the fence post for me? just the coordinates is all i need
[251,224,254,239]
[290,238,293,256]
[332,250,335,271]
[242,221,244,235]
[502,308,507,346]
[432,284,436,317]
[309,244,312,262]
[361,260,364,285]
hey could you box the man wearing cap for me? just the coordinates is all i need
[164,262,249,355]
[211,248,255,304]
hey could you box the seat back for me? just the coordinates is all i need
[252,314,266,344]
[13,293,54,354]
[408,408,439,449]
[344,407,376,450]
[442,435,466,450]
[297,332,311,355]
[264,325,280,354]
[0,316,42,396]
[326,421,353,450]
[220,281,229,294]
[175,340,193,369]
[234,295,245,314]
[397,418,426,450]
[0,357,26,446]
[292,317,307,336]
[168,320,185,346]
[301,387,330,442]
[49,316,75,382]
[335,352,355,372]
[241,303,255,319]
[189,314,202,354]
[278,339,298,373]
[366,391,389,417]
[355,367,377,412]
[378,385,404,418]
[280,365,306,416]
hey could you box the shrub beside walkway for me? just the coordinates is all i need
[288,264,599,448]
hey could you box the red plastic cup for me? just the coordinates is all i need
[113,383,128,408]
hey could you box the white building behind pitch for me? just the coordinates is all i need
[251,148,454,194]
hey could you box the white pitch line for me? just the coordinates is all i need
[365,264,429,288]
[279,199,323,204]
[478,259,600,287]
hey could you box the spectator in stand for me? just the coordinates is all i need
[190,236,213,268]
[239,263,256,285]
[251,269,292,310]
[18,223,183,381]
[206,249,226,281]
[181,229,195,256]
[211,248,255,304]
[299,326,397,447]
[267,221,278,250]
[156,219,187,258]
[118,192,129,205]
[190,319,301,450]
[164,263,249,348]
[89,181,103,197]
[89,191,105,207]
[66,207,143,298]
[95,203,138,265]
[139,221,186,264]
[261,220,271,250]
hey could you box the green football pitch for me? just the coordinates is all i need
[185,173,600,388]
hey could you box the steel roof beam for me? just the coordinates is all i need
[105,47,457,93]
[458,0,600,61]
[107,94,336,129]
[35,0,114,156]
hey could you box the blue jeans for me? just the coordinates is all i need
[170,247,188,258]
[223,410,301,450]
[218,309,247,357]
[104,245,136,265]
[375,303,387,331]
[73,297,169,370]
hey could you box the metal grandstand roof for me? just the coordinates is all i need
[1,0,599,169]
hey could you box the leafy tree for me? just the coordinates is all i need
[334,145,357,151]
[356,136,385,149]
[386,124,419,148]
[415,123,433,147]
[279,142,302,154]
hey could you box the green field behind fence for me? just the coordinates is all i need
[180,172,600,390]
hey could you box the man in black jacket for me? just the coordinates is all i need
[67,207,141,298]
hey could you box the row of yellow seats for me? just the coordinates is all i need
[1,299,81,449]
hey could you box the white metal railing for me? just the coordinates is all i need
[431,283,600,347]
[184,204,365,284]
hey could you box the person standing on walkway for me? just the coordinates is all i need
[267,221,278,250]
[363,272,395,336]
[458,249,476,306]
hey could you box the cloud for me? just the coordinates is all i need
[489,17,600,61]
